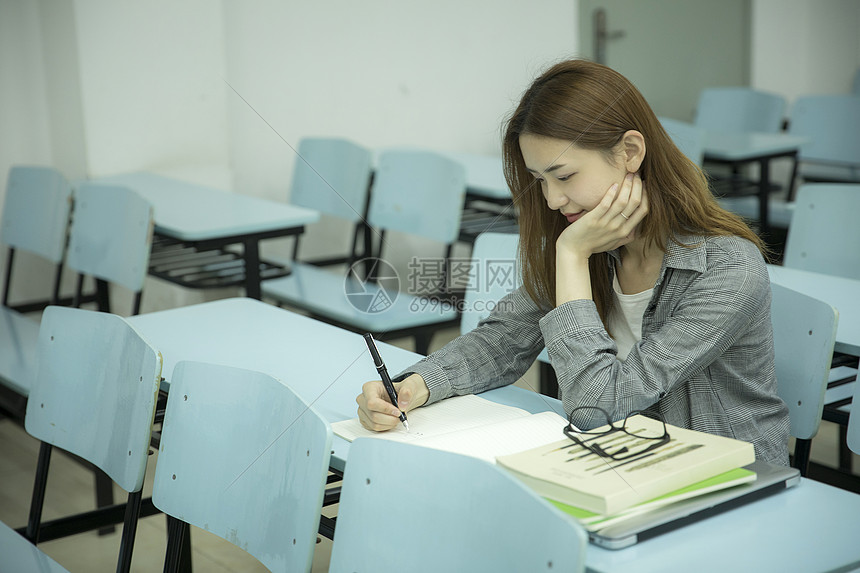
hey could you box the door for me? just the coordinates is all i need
[579,0,751,121]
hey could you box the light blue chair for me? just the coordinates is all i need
[694,87,787,134]
[152,361,332,573]
[288,137,374,266]
[1,166,72,309]
[0,521,70,573]
[783,184,860,281]
[770,284,838,475]
[459,232,521,336]
[847,382,860,456]
[782,183,860,471]
[329,439,587,573]
[67,182,154,315]
[659,117,706,165]
[788,95,860,184]
[263,149,466,354]
[16,306,162,572]
[0,166,72,415]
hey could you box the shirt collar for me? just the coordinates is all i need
[607,233,708,274]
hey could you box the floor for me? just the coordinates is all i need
[1,324,858,572]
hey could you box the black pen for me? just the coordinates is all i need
[363,333,409,431]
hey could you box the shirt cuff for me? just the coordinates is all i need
[394,357,451,406]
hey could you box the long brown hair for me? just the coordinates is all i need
[502,59,764,323]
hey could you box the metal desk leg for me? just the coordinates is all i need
[758,158,771,236]
[243,238,261,300]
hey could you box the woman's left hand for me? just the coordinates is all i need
[556,172,648,259]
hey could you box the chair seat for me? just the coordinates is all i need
[0,308,40,396]
[263,263,458,332]
[0,521,70,572]
[717,196,795,228]
[799,163,860,184]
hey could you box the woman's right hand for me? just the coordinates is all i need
[356,373,429,431]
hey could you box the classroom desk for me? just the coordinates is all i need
[703,132,807,234]
[443,152,510,202]
[95,172,319,299]
[585,477,860,573]
[127,297,860,571]
[126,297,560,472]
[767,265,860,357]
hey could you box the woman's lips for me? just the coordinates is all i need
[565,212,583,224]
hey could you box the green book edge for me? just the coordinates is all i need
[546,467,757,525]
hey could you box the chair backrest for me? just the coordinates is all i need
[659,117,707,165]
[1,166,72,263]
[329,439,587,573]
[368,150,466,245]
[771,284,838,440]
[66,182,154,293]
[289,137,373,222]
[788,95,860,167]
[460,232,521,335]
[24,306,162,492]
[847,383,860,456]
[694,87,786,134]
[152,361,332,573]
[783,184,860,280]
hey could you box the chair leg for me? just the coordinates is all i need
[539,362,559,398]
[25,442,53,543]
[95,468,117,535]
[793,438,812,477]
[95,279,111,313]
[413,332,432,356]
[838,425,853,472]
[164,515,192,573]
[116,489,144,573]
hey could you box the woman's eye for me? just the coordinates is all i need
[557,173,575,182]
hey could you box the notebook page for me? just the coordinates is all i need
[332,394,531,444]
[414,410,568,463]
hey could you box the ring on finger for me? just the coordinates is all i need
[620,212,630,220]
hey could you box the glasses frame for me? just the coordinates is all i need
[563,406,670,461]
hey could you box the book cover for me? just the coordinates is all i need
[546,467,757,532]
[495,415,756,515]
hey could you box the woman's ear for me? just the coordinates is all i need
[620,130,646,173]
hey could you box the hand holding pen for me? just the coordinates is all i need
[363,333,409,431]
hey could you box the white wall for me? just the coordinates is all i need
[223,1,578,203]
[72,0,231,183]
[751,0,860,102]
[222,0,578,269]
[0,0,56,303]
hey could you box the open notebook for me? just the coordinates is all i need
[332,394,568,463]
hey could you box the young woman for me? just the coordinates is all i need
[356,60,790,465]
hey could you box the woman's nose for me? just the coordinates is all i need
[544,182,568,210]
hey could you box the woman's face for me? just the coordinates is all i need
[519,133,628,225]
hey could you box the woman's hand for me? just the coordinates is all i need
[356,373,430,431]
[556,172,648,259]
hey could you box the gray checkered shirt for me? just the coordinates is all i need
[400,233,791,465]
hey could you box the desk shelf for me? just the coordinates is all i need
[458,197,519,244]
[148,235,289,290]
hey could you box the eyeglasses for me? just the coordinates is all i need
[563,406,670,461]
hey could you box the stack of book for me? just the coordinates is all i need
[332,395,757,532]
